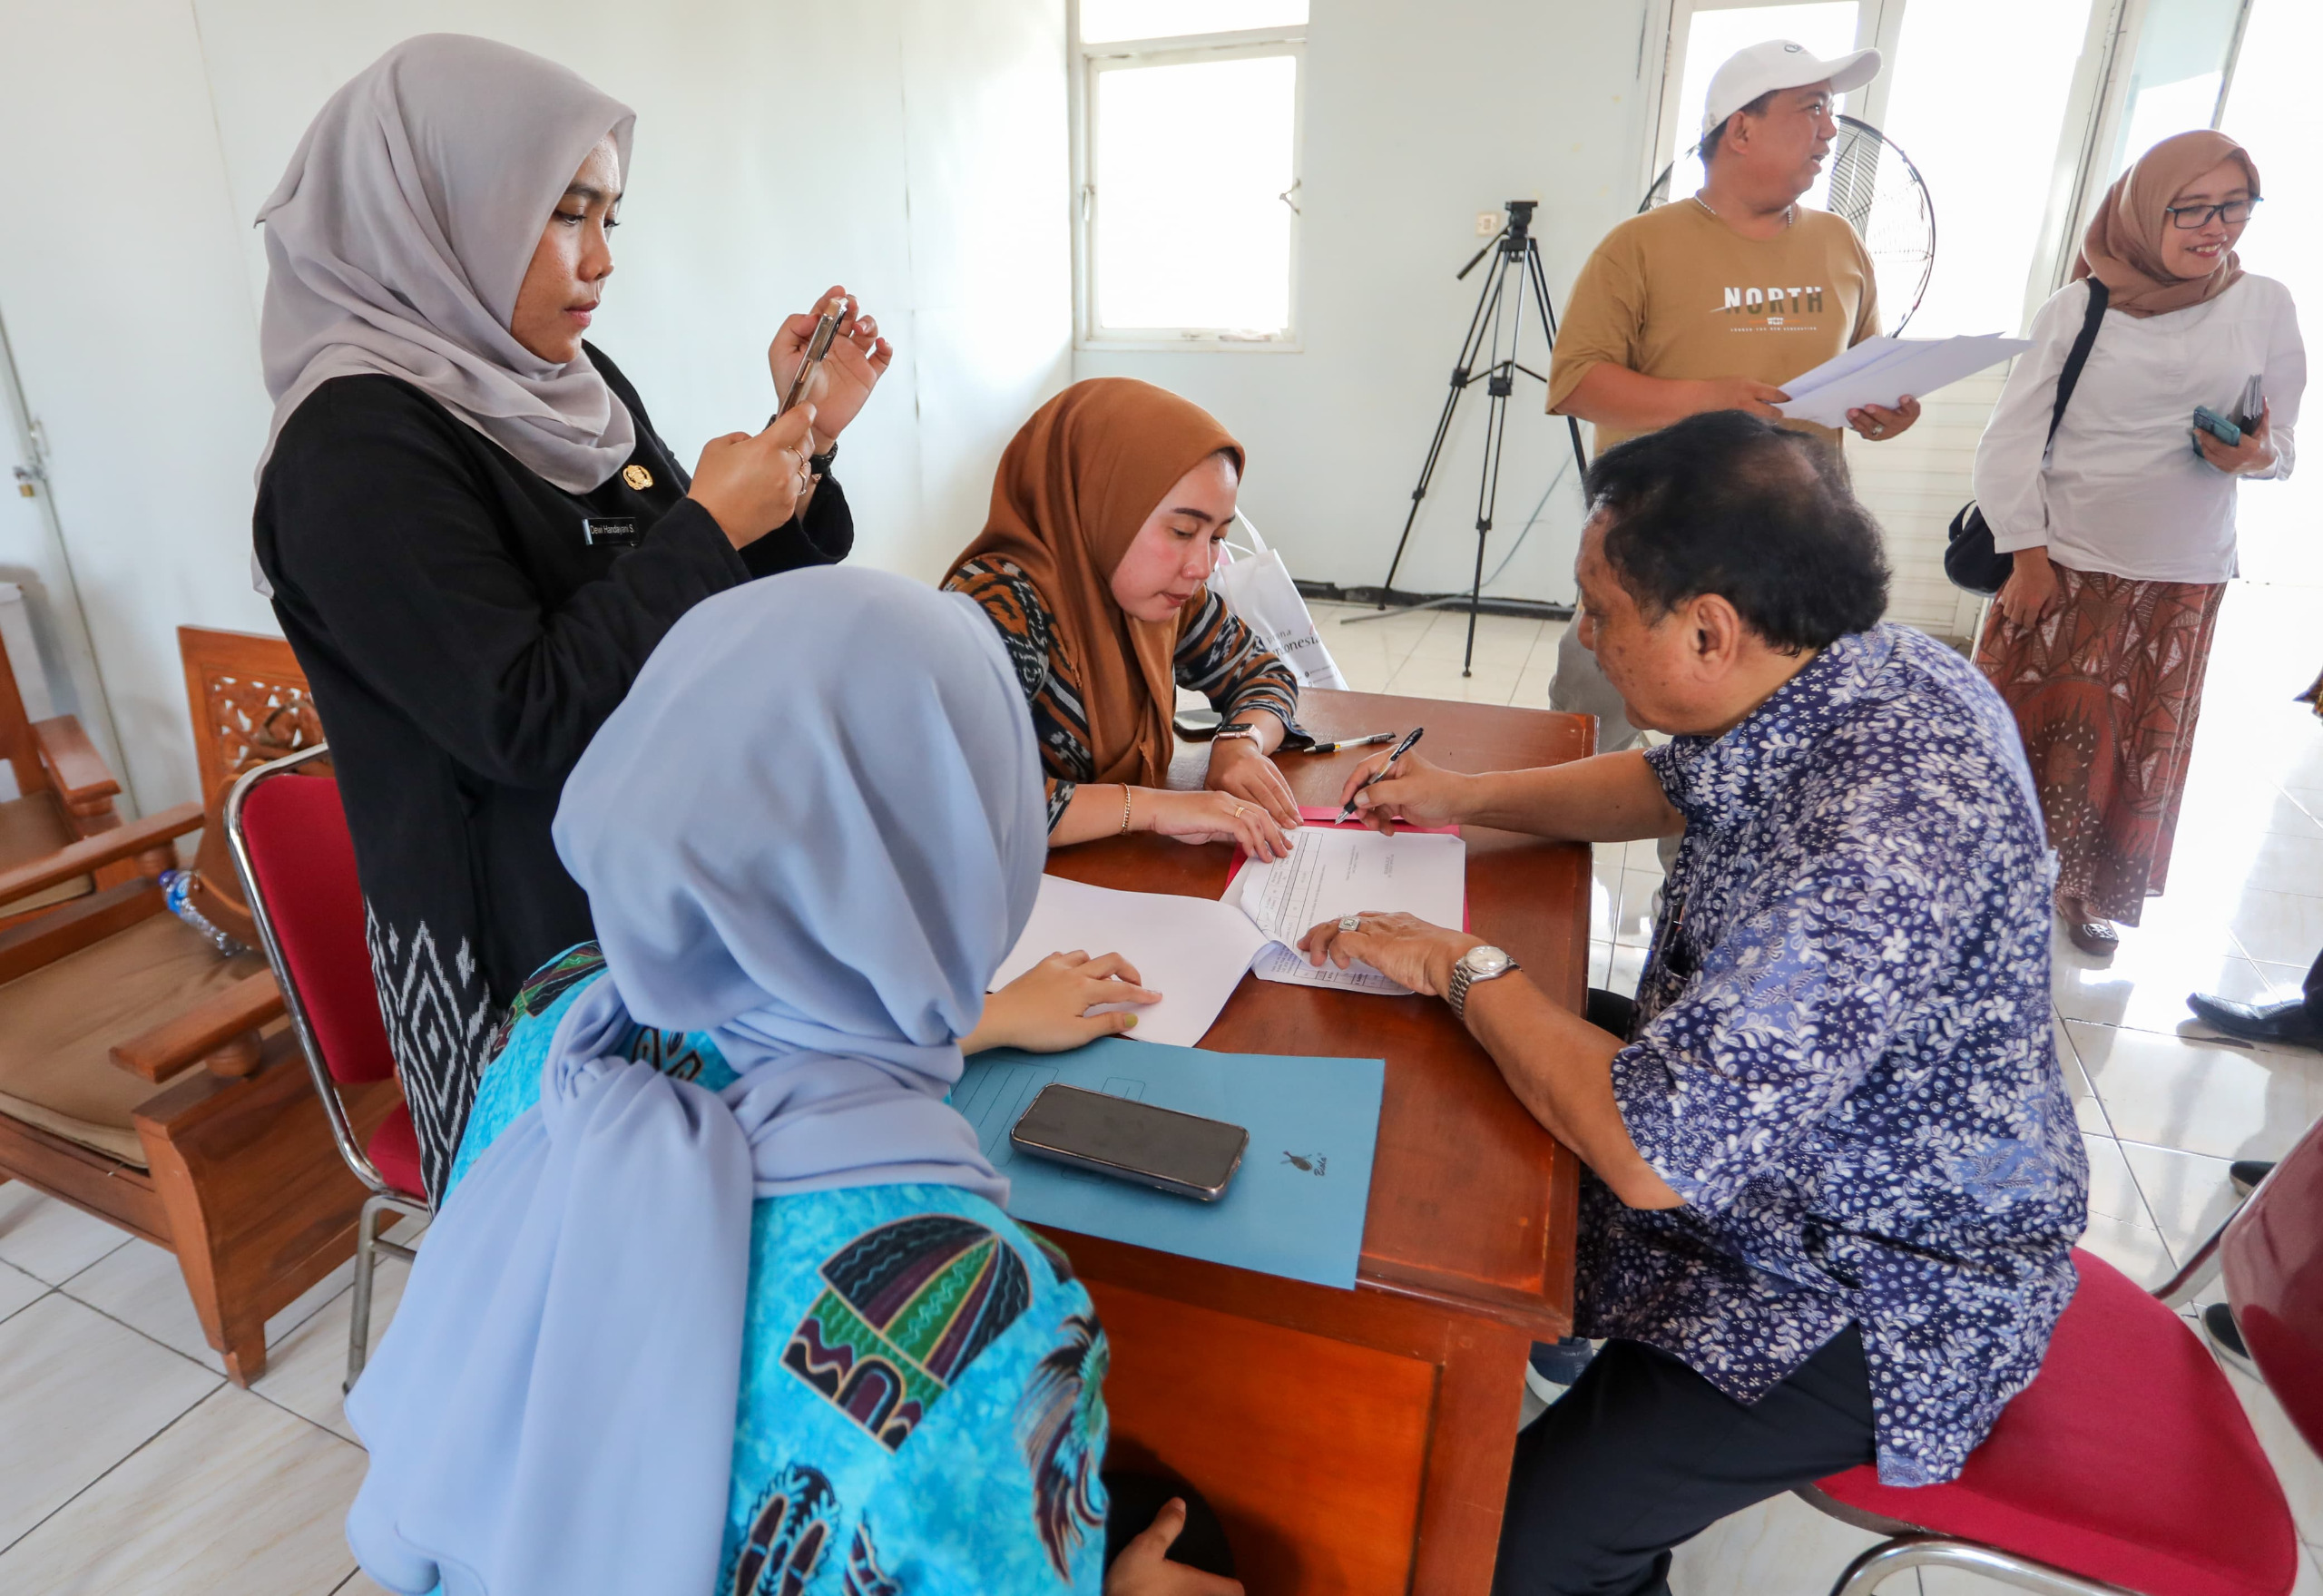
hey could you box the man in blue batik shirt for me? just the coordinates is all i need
[1298,410,2089,1596]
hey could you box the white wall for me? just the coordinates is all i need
[0,0,1070,812]
[1076,0,1660,608]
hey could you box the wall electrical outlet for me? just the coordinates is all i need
[1475,211,1499,237]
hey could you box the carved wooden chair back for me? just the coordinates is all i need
[174,627,328,948]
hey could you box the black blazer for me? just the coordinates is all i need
[253,345,849,1193]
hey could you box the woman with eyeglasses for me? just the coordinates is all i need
[1972,130,2304,956]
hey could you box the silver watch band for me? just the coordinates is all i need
[1448,952,1519,1020]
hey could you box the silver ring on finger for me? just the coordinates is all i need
[1338,913,1362,933]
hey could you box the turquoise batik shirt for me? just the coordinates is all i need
[451,945,1112,1596]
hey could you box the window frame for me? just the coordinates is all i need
[1070,19,1308,352]
[1642,0,1901,197]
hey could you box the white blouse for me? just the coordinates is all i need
[1973,273,2305,584]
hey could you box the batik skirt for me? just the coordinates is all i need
[1975,563,2226,926]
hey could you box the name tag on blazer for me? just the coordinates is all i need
[582,516,641,549]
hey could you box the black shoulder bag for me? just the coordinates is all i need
[1945,279,2109,596]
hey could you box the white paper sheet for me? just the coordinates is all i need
[1772,334,2032,428]
[991,875,1267,1047]
[992,829,1472,1043]
[1229,827,1467,994]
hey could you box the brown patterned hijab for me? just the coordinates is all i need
[953,378,1242,788]
[2074,129,2260,318]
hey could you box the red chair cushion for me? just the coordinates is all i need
[1818,1250,2296,1596]
[366,1107,426,1201]
[240,773,398,1085]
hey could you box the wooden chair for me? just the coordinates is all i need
[0,609,137,930]
[0,625,399,1383]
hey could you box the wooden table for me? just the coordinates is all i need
[1039,687,1593,1595]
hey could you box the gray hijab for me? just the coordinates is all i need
[255,34,639,504]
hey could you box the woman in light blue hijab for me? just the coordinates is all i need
[340,567,1237,1596]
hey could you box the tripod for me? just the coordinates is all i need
[1371,200,1590,675]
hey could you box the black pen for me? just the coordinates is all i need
[1305,730,1397,755]
[1336,726,1425,824]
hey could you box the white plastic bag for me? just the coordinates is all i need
[1209,512,1348,691]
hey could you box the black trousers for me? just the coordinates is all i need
[1494,1326,1877,1596]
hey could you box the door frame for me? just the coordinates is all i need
[0,298,131,806]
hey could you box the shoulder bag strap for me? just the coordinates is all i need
[2044,279,2110,457]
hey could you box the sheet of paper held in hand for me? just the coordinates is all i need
[988,818,1467,1047]
[1772,333,2032,429]
[951,1037,1386,1288]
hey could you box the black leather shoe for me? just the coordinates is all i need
[2203,1302,2253,1374]
[2186,993,2323,1050]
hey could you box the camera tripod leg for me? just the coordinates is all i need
[1378,230,1510,606]
[1376,213,1587,648]
[1461,251,1526,674]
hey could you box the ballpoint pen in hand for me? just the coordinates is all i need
[1337,726,1426,825]
[1305,731,1397,755]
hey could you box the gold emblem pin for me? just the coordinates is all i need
[622,464,652,491]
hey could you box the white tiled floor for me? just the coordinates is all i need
[3,591,2318,1591]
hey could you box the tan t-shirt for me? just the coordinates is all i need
[1548,200,1880,454]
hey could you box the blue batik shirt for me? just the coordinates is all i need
[1577,623,2088,1487]
[452,949,1111,1595]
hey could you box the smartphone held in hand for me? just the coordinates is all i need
[2192,405,2243,449]
[777,295,848,418]
[1010,1083,1249,1201]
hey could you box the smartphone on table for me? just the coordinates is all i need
[1010,1083,1249,1201]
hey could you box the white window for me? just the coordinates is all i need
[1074,1,1306,348]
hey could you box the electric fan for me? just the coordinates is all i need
[1641,113,1936,333]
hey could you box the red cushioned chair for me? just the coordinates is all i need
[226,743,430,1393]
[1793,1119,2323,1596]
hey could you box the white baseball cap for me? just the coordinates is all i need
[1701,39,1882,142]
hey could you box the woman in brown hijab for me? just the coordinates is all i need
[946,379,1305,861]
[1971,130,2304,955]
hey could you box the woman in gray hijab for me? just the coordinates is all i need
[251,34,887,1197]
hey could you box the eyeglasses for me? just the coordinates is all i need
[2162,198,2262,230]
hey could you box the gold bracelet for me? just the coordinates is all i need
[1119,783,1133,835]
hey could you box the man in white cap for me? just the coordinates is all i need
[1544,39,1921,755]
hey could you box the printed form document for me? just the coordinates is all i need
[1772,333,2032,428]
[991,823,1467,1047]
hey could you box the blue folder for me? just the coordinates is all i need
[950,1037,1386,1290]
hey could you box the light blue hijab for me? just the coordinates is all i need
[343,566,1048,1596]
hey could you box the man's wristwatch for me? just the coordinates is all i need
[1211,720,1262,749]
[1447,945,1520,1020]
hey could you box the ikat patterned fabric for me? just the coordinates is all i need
[456,956,1110,1592]
[945,555,1301,829]
[1579,623,2090,1487]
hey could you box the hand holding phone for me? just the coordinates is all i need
[776,294,848,420]
[2192,406,2243,449]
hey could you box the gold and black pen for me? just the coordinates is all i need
[1305,730,1397,755]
